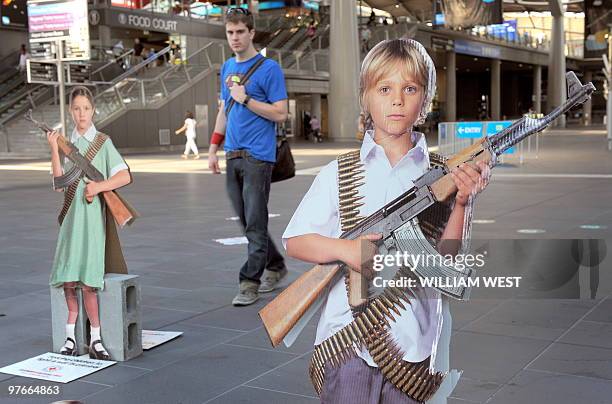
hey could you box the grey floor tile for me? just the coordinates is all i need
[82,343,296,404]
[226,323,317,356]
[142,287,239,313]
[0,373,14,383]
[126,323,244,371]
[245,355,316,397]
[183,299,273,332]
[450,376,501,403]
[207,385,318,404]
[490,369,612,404]
[450,299,505,331]
[559,320,612,350]
[0,316,53,350]
[140,285,193,300]
[79,363,151,386]
[0,336,52,369]
[450,331,549,384]
[448,399,479,404]
[585,296,612,323]
[0,293,50,318]
[141,305,200,330]
[527,342,612,380]
[0,280,47,300]
[462,299,595,341]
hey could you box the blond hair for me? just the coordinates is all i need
[360,38,436,129]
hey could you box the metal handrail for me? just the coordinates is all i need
[108,45,172,85]
[92,41,221,119]
[0,86,50,127]
[91,49,135,76]
[0,84,44,113]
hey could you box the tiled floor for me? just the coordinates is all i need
[0,129,611,403]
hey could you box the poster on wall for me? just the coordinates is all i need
[440,0,502,29]
[27,0,89,60]
[1,0,28,28]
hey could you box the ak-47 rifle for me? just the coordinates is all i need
[25,110,138,227]
[259,71,596,347]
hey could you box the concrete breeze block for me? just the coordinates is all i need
[50,274,143,361]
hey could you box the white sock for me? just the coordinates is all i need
[90,326,101,343]
[62,324,76,349]
[90,326,108,353]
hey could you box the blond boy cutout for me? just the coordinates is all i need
[360,39,437,129]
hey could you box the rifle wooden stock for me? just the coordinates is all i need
[259,263,341,347]
[103,190,138,227]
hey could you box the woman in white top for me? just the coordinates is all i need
[175,111,199,159]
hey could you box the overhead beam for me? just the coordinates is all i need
[548,0,563,17]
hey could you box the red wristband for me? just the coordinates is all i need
[211,132,225,145]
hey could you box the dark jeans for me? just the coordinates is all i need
[226,154,286,284]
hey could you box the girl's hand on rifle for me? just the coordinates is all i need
[84,179,101,203]
[46,130,60,153]
[341,233,382,280]
[451,161,491,207]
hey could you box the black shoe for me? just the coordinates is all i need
[89,340,111,361]
[59,337,77,356]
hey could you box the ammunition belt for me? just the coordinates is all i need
[58,134,107,225]
[337,150,365,232]
[309,150,449,402]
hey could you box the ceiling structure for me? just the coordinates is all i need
[363,0,585,22]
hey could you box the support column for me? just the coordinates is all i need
[329,0,360,140]
[491,59,501,120]
[547,9,566,127]
[533,64,542,114]
[445,51,456,122]
[311,94,322,125]
[582,71,592,125]
[98,25,112,49]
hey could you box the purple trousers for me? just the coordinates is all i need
[320,357,421,404]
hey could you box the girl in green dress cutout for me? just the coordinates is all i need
[47,86,132,360]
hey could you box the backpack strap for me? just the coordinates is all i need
[58,133,108,225]
[225,56,267,116]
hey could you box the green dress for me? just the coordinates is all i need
[50,125,128,290]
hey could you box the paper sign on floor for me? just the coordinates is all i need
[142,330,183,350]
[214,236,248,245]
[0,352,115,383]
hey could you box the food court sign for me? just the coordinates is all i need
[117,12,177,31]
[100,9,182,33]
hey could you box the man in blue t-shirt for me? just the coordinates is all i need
[208,7,289,306]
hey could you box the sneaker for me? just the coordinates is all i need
[259,267,288,293]
[194,154,200,160]
[181,154,188,159]
[232,280,260,306]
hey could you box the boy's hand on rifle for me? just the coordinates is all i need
[46,130,60,152]
[451,161,491,207]
[341,233,382,280]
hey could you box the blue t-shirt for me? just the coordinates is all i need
[220,54,287,162]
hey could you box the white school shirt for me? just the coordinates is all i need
[70,124,128,177]
[283,130,448,367]
[185,118,196,139]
